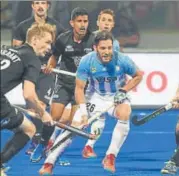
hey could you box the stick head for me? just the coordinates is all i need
[131,115,140,126]
[131,115,147,126]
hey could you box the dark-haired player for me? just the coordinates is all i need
[31,7,95,164]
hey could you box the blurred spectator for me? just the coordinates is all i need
[132,1,154,20]
[1,1,32,28]
[115,12,140,48]
[1,1,14,28]
[14,1,32,25]
[50,1,70,29]
[88,1,140,47]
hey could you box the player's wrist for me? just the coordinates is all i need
[79,103,88,116]
[118,88,127,93]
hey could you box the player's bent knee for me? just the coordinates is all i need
[29,123,36,138]
[115,104,131,121]
[21,116,36,138]
[25,124,36,139]
[61,109,71,121]
[51,103,65,121]
[1,110,25,130]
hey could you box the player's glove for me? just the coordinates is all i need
[114,89,128,104]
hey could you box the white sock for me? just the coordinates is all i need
[45,130,72,165]
[86,118,105,148]
[50,126,62,142]
[106,120,130,157]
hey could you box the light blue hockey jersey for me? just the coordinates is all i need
[76,51,137,95]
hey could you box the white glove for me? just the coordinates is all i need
[114,89,129,104]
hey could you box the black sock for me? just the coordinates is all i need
[32,118,43,133]
[32,132,42,144]
[41,124,55,146]
[1,132,30,164]
[31,118,43,144]
[171,147,179,166]
[175,130,179,147]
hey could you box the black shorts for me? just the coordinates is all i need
[52,84,76,106]
[36,72,55,105]
[0,93,24,130]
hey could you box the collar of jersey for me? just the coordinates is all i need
[32,16,49,23]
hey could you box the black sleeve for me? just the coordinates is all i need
[22,53,41,85]
[52,35,65,58]
[12,23,25,42]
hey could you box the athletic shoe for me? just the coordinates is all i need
[30,143,45,163]
[82,145,97,158]
[102,154,116,173]
[25,141,37,155]
[39,163,53,176]
[161,160,178,174]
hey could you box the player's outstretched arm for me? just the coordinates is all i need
[23,80,54,125]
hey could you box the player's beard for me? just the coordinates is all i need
[98,53,113,63]
[76,27,87,40]
[74,32,87,41]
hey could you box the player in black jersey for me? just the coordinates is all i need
[45,7,94,122]
[161,85,179,175]
[31,7,95,165]
[0,23,55,176]
[12,1,65,155]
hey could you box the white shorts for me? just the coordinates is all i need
[73,92,130,123]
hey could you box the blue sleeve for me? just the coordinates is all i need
[113,39,120,52]
[76,56,90,81]
[121,55,138,77]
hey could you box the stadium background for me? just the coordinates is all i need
[1,1,179,176]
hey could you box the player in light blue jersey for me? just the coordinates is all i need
[93,8,122,52]
[161,85,179,174]
[74,31,143,173]
[39,31,142,175]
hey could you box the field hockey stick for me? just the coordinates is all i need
[12,105,95,140]
[51,68,76,77]
[41,66,76,77]
[48,103,114,154]
[131,102,174,126]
